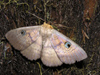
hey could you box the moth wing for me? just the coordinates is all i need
[21,35,42,60]
[50,30,87,64]
[5,26,42,60]
[41,38,62,67]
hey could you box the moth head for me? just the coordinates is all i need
[42,22,53,29]
[64,42,71,48]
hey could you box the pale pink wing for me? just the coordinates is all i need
[41,38,62,67]
[5,26,42,60]
[50,30,87,64]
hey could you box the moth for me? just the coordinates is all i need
[5,22,87,67]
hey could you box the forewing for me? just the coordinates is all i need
[50,30,87,64]
[5,26,42,60]
[5,26,40,50]
[21,35,42,60]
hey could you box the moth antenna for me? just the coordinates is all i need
[27,11,46,22]
[27,11,53,25]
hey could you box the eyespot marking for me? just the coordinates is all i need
[64,42,71,48]
[21,30,26,35]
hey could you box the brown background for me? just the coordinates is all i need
[0,0,100,75]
